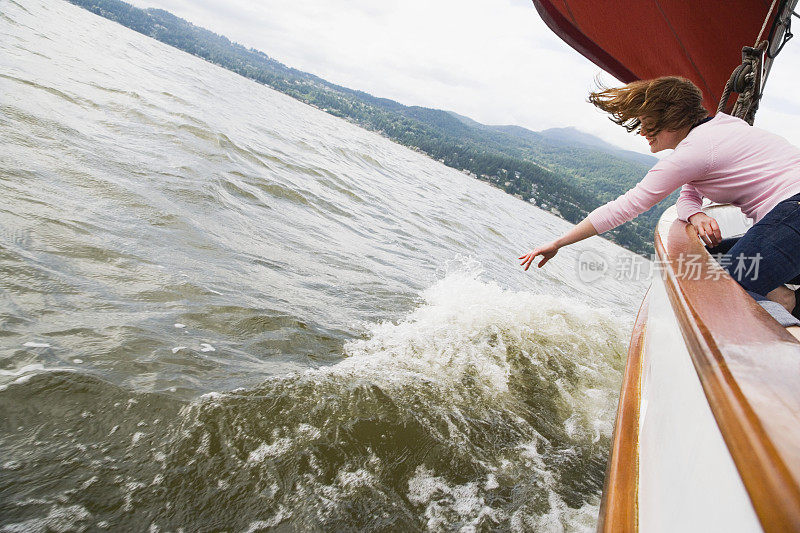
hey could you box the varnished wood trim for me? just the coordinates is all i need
[655,207,800,532]
[597,289,648,533]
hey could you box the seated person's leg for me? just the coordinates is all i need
[707,237,741,256]
[721,198,800,306]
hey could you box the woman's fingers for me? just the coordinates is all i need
[697,226,709,245]
[694,218,722,247]
[702,228,715,246]
[702,221,721,246]
[692,215,722,247]
[521,251,537,270]
[520,249,541,270]
[520,243,558,270]
[710,219,722,245]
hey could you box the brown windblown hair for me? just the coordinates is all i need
[588,76,708,136]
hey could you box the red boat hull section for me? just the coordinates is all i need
[532,0,774,112]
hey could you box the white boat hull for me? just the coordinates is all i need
[597,204,800,532]
[638,272,761,532]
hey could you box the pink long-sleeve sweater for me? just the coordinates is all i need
[587,113,800,235]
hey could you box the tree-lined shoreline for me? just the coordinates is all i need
[68,0,673,256]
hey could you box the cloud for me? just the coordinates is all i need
[126,0,800,155]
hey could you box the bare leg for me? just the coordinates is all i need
[767,285,796,313]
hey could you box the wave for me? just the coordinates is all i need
[0,267,627,531]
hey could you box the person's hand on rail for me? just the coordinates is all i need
[688,212,722,247]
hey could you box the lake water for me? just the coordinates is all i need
[0,0,649,530]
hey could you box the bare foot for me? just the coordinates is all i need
[767,285,796,314]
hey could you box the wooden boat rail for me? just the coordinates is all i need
[599,206,800,532]
[597,289,647,532]
[656,207,800,532]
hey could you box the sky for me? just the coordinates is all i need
[127,0,800,155]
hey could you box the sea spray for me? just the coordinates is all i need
[143,268,628,531]
[0,269,628,531]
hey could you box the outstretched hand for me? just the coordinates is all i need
[519,241,560,270]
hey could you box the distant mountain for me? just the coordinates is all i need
[68,0,673,256]
[540,126,624,151]
[444,111,488,130]
[446,113,657,167]
[539,127,657,167]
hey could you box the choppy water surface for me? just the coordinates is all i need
[0,0,649,530]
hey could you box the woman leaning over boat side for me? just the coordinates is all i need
[519,76,800,316]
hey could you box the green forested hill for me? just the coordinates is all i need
[68,0,674,256]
